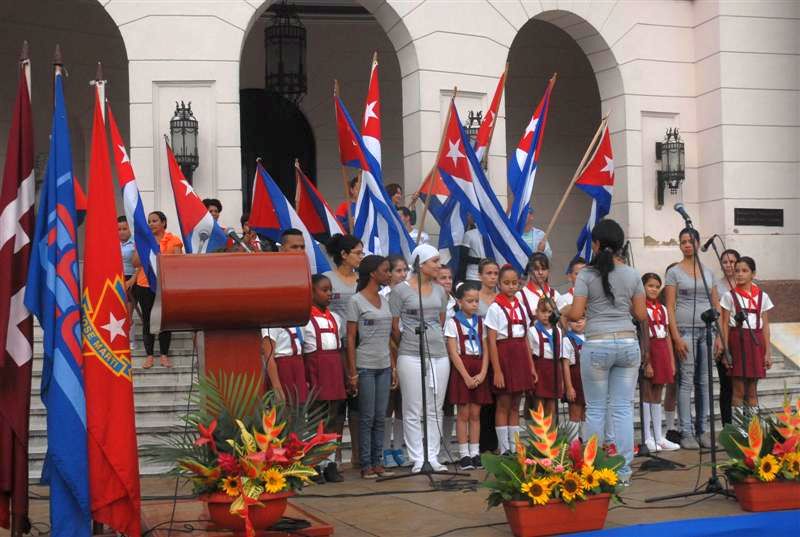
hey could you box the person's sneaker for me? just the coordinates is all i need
[383,449,397,468]
[411,464,423,474]
[361,467,377,479]
[472,455,483,469]
[458,456,475,471]
[645,438,659,453]
[657,438,681,451]
[680,436,700,450]
[323,462,344,483]
[311,465,326,484]
[373,465,394,477]
[392,449,406,467]
[431,461,448,472]
[699,432,712,449]
[500,451,512,457]
[666,429,682,444]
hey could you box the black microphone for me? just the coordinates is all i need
[673,203,692,226]
[700,234,719,253]
[226,228,252,252]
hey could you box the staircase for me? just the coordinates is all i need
[29,326,800,476]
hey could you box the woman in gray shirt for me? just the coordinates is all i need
[390,244,449,473]
[568,219,647,484]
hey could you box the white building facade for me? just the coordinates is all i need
[1,0,798,283]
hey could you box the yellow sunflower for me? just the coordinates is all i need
[782,452,800,478]
[521,478,551,506]
[559,471,585,503]
[262,468,287,494]
[221,476,241,496]
[596,468,618,487]
[757,455,779,482]
[582,468,601,490]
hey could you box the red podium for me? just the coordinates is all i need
[156,252,311,380]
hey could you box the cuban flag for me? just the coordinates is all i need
[334,92,413,258]
[164,140,227,254]
[508,75,555,233]
[437,99,531,273]
[294,160,343,243]
[107,103,160,290]
[249,162,330,274]
[575,124,614,261]
[24,67,91,537]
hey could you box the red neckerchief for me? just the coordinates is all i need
[311,306,336,329]
[495,294,523,324]
[646,299,665,326]
[734,284,761,311]
[526,280,551,298]
[568,287,574,296]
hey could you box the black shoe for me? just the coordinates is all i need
[501,451,512,457]
[458,456,475,471]
[666,429,681,444]
[311,465,326,484]
[472,455,483,469]
[323,462,344,483]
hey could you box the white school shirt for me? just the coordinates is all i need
[444,317,485,355]
[484,302,528,340]
[527,324,565,360]
[517,285,562,320]
[461,228,485,281]
[445,295,456,320]
[261,327,303,357]
[556,289,574,311]
[647,304,670,339]
[301,311,344,353]
[720,289,774,328]
[562,333,585,366]
[409,228,430,246]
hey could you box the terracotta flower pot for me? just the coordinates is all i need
[503,493,610,537]
[732,478,800,512]
[203,491,293,531]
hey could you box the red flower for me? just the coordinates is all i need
[218,452,240,475]
[604,443,618,456]
[772,436,799,457]
[195,419,218,454]
[568,439,584,471]
[283,433,306,460]
[744,455,755,469]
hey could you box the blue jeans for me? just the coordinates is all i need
[580,338,641,481]
[358,367,392,468]
[677,327,711,437]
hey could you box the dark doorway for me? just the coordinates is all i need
[240,89,316,212]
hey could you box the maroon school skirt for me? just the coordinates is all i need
[649,338,674,385]
[728,328,766,379]
[447,355,492,405]
[305,349,347,401]
[271,355,308,404]
[492,338,534,394]
[569,364,584,406]
[533,356,563,399]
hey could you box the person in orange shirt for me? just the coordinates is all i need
[132,211,183,369]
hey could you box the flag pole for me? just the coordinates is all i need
[334,79,355,233]
[415,88,457,246]
[542,114,608,241]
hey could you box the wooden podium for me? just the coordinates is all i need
[156,252,311,380]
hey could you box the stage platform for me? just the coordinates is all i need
[11,448,796,537]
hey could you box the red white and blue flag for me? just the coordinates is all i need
[575,123,614,261]
[436,100,531,273]
[249,162,330,274]
[164,140,227,254]
[294,160,343,243]
[508,75,555,233]
[107,103,160,290]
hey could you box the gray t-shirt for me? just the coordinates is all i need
[346,292,392,369]
[714,277,733,304]
[389,282,448,359]
[323,270,356,321]
[665,265,714,328]
[574,265,644,338]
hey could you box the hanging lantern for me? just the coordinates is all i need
[464,110,486,169]
[264,1,307,104]
[655,128,685,208]
[170,101,199,182]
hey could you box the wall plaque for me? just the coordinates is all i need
[734,208,783,227]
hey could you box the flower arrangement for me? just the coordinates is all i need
[719,399,800,484]
[482,403,624,508]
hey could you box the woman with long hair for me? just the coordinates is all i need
[567,219,647,484]
[477,259,499,317]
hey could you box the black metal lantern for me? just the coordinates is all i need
[464,110,486,169]
[265,1,307,104]
[170,101,199,182]
[655,128,685,208]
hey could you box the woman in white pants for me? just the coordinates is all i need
[389,244,450,473]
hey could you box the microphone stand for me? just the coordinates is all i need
[646,220,734,502]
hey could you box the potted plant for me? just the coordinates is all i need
[143,371,338,537]
[718,399,800,512]
[481,403,624,537]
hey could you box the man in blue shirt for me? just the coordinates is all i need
[521,209,552,259]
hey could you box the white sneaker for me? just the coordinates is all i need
[657,438,681,451]
[645,438,659,452]
[431,462,448,472]
[411,464,422,474]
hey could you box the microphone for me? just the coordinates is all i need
[226,228,252,253]
[673,203,692,226]
[700,234,719,253]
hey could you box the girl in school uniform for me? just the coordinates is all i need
[557,257,587,318]
[437,264,457,462]
[563,316,586,436]
[528,297,568,418]
[303,274,347,483]
[519,253,562,324]
[478,259,499,317]
[262,326,307,404]
[641,273,680,452]
[720,257,774,409]
[446,282,491,470]
[485,265,537,455]
[382,255,409,468]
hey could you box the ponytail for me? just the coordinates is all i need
[589,219,625,303]
[356,255,387,292]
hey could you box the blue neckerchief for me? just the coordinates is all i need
[454,311,481,355]
[534,320,558,357]
[293,326,304,347]
[566,330,583,349]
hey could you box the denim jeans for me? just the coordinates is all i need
[580,338,641,480]
[677,327,711,437]
[358,367,392,468]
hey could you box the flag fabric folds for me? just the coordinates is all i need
[436,100,531,273]
[250,162,331,274]
[294,161,343,243]
[108,103,159,290]
[24,68,91,537]
[164,140,227,254]
[0,51,34,534]
[508,75,555,233]
[575,124,614,261]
